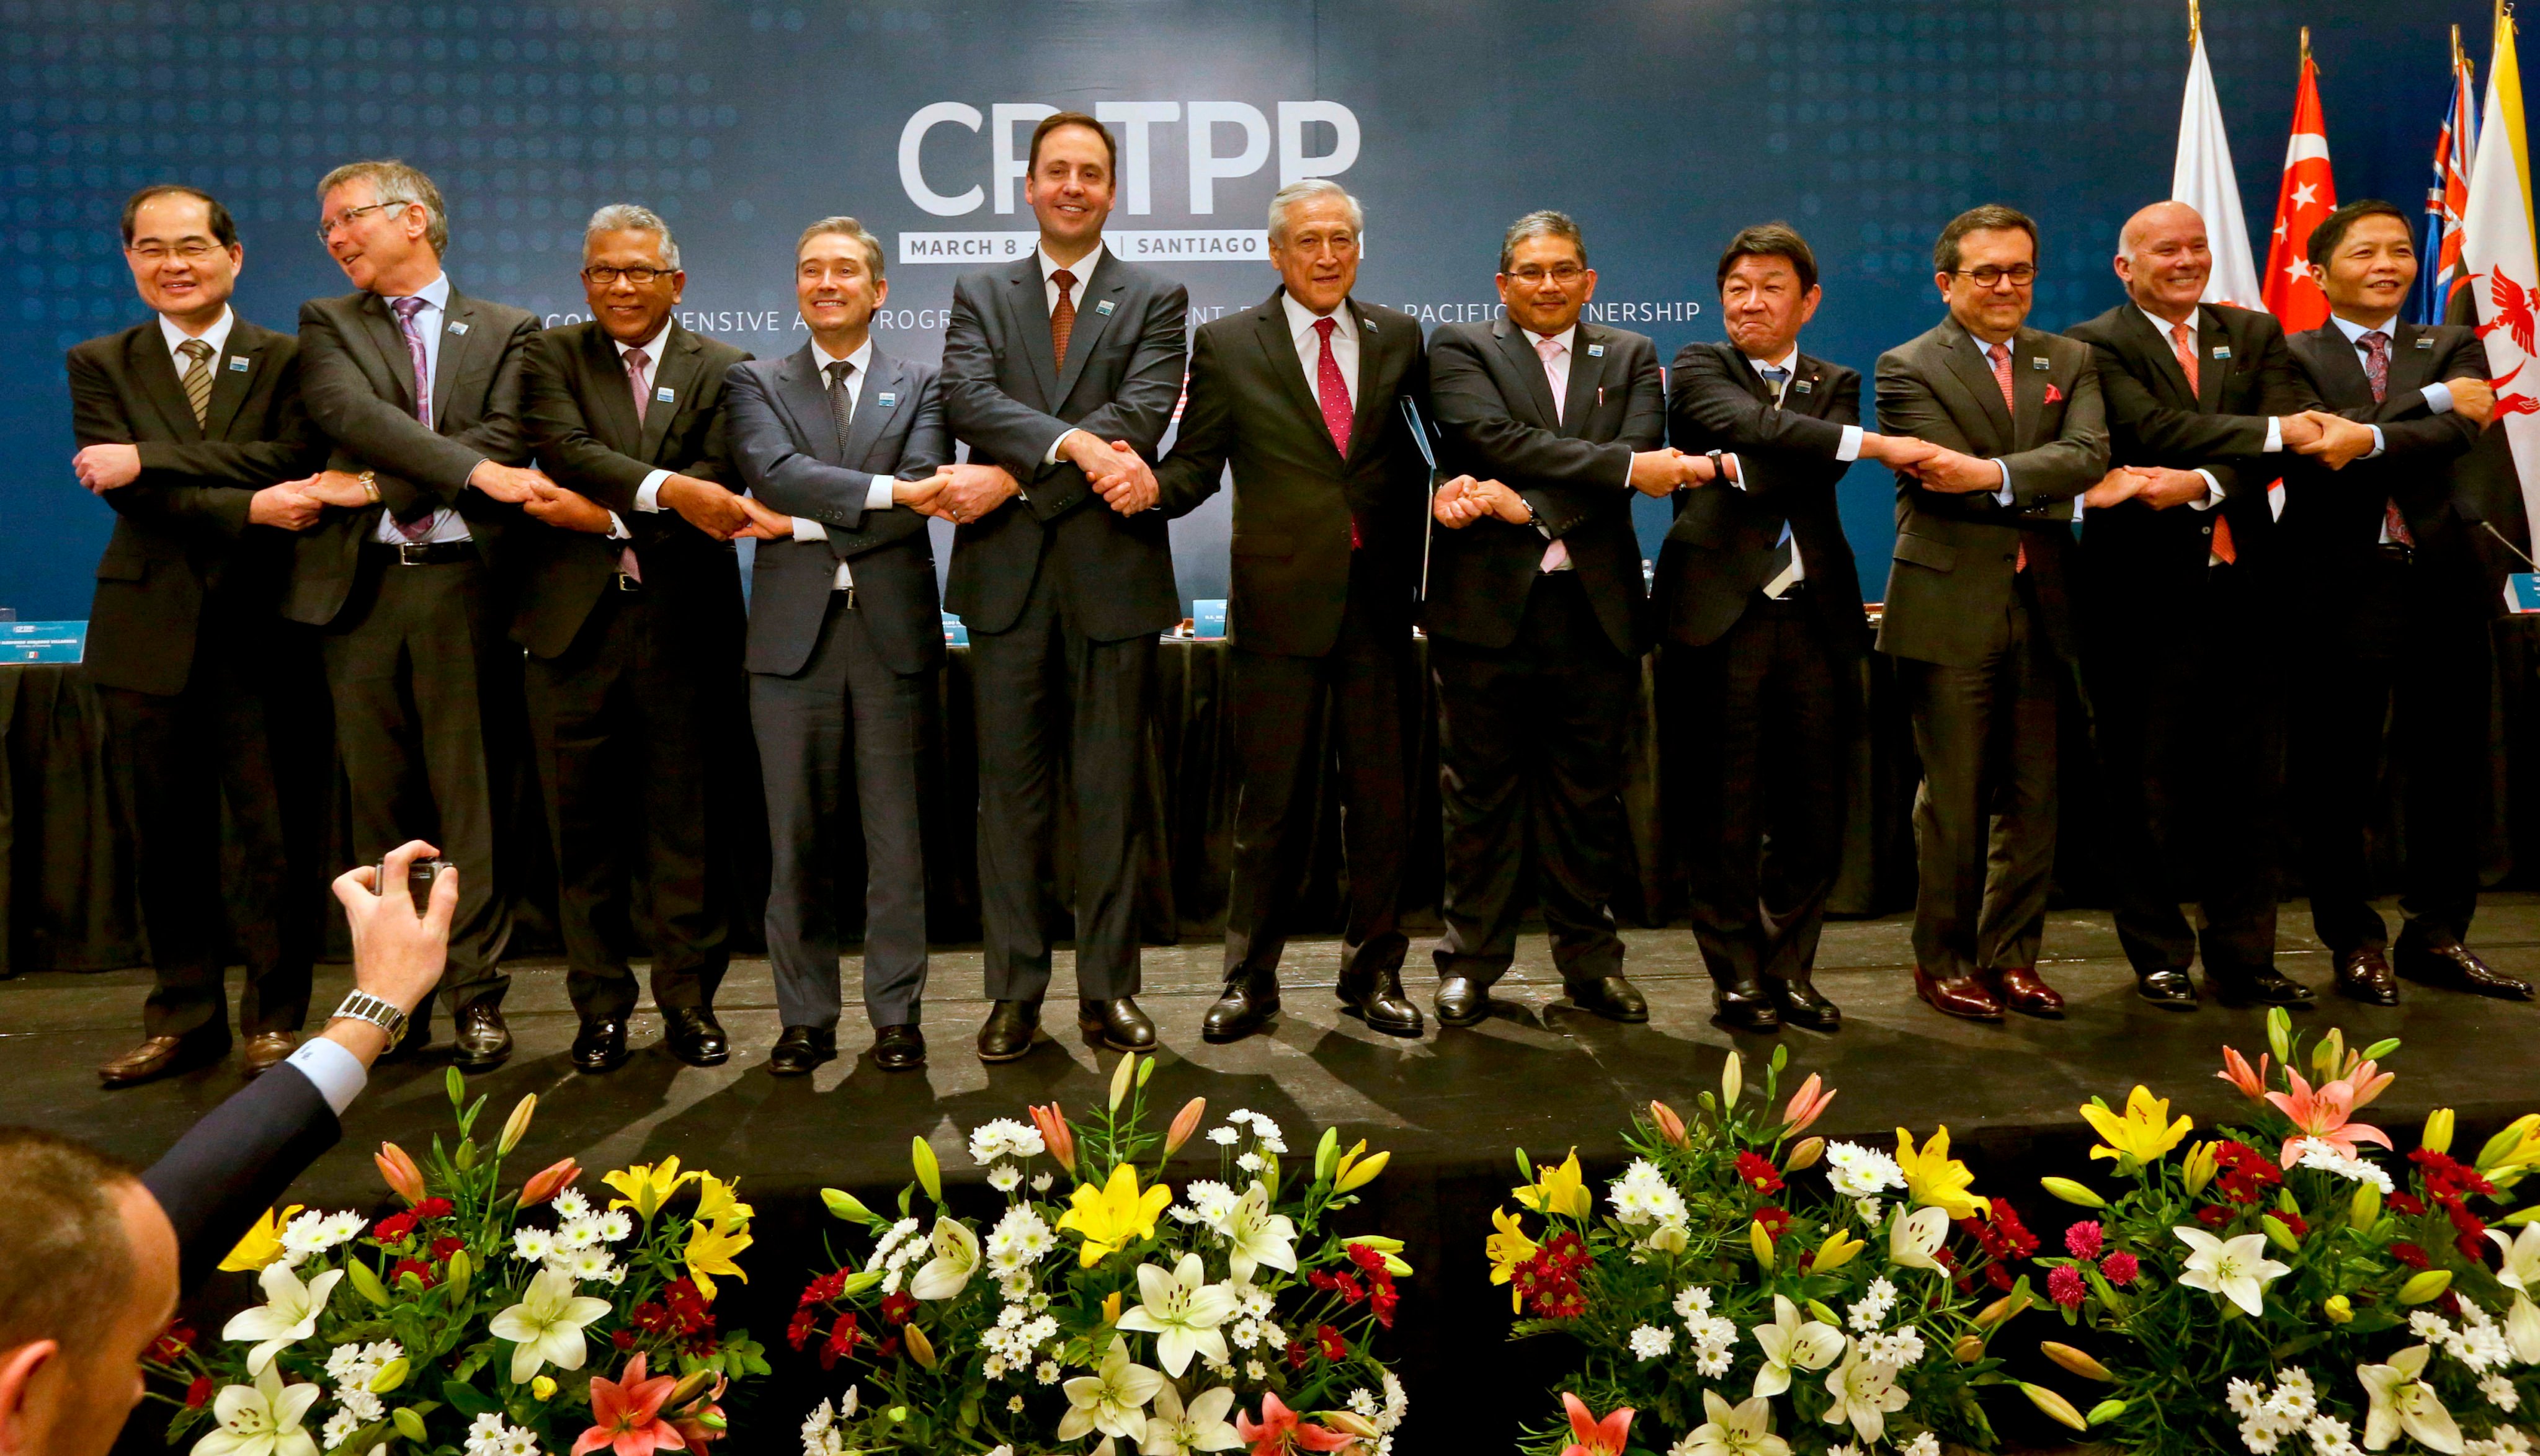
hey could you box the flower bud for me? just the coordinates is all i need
[822,1187,876,1225]
[1164,1098,1208,1158]
[347,1259,390,1308]
[2021,1383,2089,1432]
[1975,1292,2028,1330]
[444,1249,471,1298]
[2311,1028,2345,1083]
[2086,1398,2129,1427]
[1335,1150,1391,1194]
[1102,1290,1123,1325]
[2260,1215,2300,1254]
[666,1370,718,1408]
[2399,1269,2454,1304]
[1314,1127,1341,1183]
[531,1375,556,1400]
[2041,1342,2112,1382]
[903,1323,937,1369]
[522,1157,581,1208]
[393,1408,429,1442]
[497,1094,537,1157]
[1647,1225,1688,1255]
[369,1358,409,1394]
[2265,1006,2293,1065]
[1720,1052,1744,1109]
[454,1138,476,1171]
[2324,1295,2353,1324]
[911,1137,943,1205]
[2423,1108,2457,1157]
[1108,1054,1138,1112]
[1785,1137,1825,1173]
[1806,1299,1842,1328]
[2181,1142,2219,1198]
[1324,1412,1380,1439]
[1813,1228,1864,1274]
[1953,1334,1985,1364]
[1649,1101,1688,1148]
[2040,1177,2106,1209]
[2351,1183,2382,1227]
[375,1143,425,1206]
[1749,1219,1775,1269]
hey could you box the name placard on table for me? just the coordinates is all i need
[2,620,84,664]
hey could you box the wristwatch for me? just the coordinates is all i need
[358,469,381,504]
[329,990,409,1044]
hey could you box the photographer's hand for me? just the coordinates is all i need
[323,840,456,1067]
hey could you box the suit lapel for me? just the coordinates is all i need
[773,345,837,460]
[1052,251,1125,409]
[2299,327,2377,407]
[843,350,900,468]
[581,326,645,453]
[1561,327,1602,434]
[203,324,260,440]
[638,326,700,462]
[433,293,483,430]
[1252,291,1330,454]
[2121,306,2197,410]
[2387,321,2441,397]
[1493,320,1562,430]
[354,294,417,415]
[2195,307,2227,412]
[127,328,200,441]
[1940,323,2016,447]
[1007,257,1061,411]
[1343,299,1396,465]
[1788,352,1836,416]
[2010,327,2050,451]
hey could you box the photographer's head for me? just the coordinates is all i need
[0,1135,176,1456]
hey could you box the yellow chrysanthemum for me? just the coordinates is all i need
[1054,1164,1171,1267]
[1895,1125,1990,1220]
[2080,1086,2192,1165]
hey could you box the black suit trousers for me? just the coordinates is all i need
[96,611,328,1040]
[523,585,731,1021]
[1224,557,1414,983]
[1431,573,1636,987]
[1658,594,1852,991]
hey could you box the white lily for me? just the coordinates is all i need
[2496,1226,2540,1294]
[1116,1253,1239,1377]
[1139,1383,1244,1455]
[486,1267,611,1382]
[1059,1338,1167,1441]
[190,1362,322,1456]
[2511,1292,2540,1365]
[2360,1344,2466,1453]
[1822,1341,1910,1445]
[1752,1294,1845,1398]
[1687,1388,1792,1456]
[2172,1227,2290,1317]
[220,1261,344,1375]
[1886,1206,1950,1273]
[1216,1182,1298,1285]
[908,1215,981,1301]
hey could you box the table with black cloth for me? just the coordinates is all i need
[9,621,2539,977]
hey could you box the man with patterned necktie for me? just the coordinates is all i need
[285,159,547,1070]
[2279,198,2526,1006]
[68,185,332,1088]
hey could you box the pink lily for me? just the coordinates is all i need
[375,1142,425,1205]
[573,1353,685,1456]
[2217,1047,2270,1101]
[2265,1071,2392,1168]
[667,1373,727,1447]
[1559,1393,1634,1456]
[1236,1392,1356,1454]
[2343,1059,2395,1111]
[1028,1102,1078,1176]
[1782,1074,1836,1137]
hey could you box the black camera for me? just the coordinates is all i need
[373,857,452,913]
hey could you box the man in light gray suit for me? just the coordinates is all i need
[724,216,971,1076]
[1874,203,2108,1025]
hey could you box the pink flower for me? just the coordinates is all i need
[1164,1097,1209,1158]
[1781,1074,1836,1137]
[2343,1059,2395,1111]
[2217,1046,2270,1101]
[2100,1250,2140,1284]
[375,1142,425,1205]
[1028,1103,1077,1176]
[2047,1264,2087,1307]
[573,1353,686,1456]
[522,1156,582,1207]
[2064,1222,2105,1259]
[1237,1391,1357,1454]
[2266,1071,2392,1167]
[1649,1100,1688,1148]
[1559,1393,1634,1456]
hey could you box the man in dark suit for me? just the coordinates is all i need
[0,840,451,1456]
[2065,200,2329,1011]
[2279,199,2527,1004]
[1424,210,1702,1029]
[285,159,548,1069]
[1663,223,1932,1032]
[729,215,964,1076]
[1156,180,1444,1044]
[938,112,1189,1062]
[514,205,755,1073]
[67,185,332,1088]
[1875,204,2108,1023]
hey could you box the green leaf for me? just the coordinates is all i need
[441,1380,497,1416]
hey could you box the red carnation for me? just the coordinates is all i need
[800,1269,849,1307]
[874,1334,901,1362]
[1371,1282,1399,1329]
[184,1375,213,1409]
[370,1211,418,1245]
[2047,1264,2087,1308]
[2388,1192,2426,1216]
[819,1313,863,1370]
[412,1196,455,1220]
[1316,1324,1348,1362]
[1286,1339,1312,1370]
[388,1257,437,1288]
[2196,1205,2237,1229]
[611,1328,636,1349]
[2392,1242,2432,1270]
[1984,1263,2015,1291]
[2099,1251,2139,1285]
[1347,1243,1388,1276]
[2064,1222,2105,1259]
[1736,1151,1785,1196]
[787,1309,818,1351]
[2275,1211,2307,1240]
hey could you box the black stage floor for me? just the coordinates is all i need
[16,897,2540,1454]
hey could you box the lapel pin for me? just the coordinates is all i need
[1095,299,1115,316]
[1586,343,1605,357]
[1795,378,1814,394]
[877,391,898,408]
[228,355,251,371]
[655,386,675,403]
[1362,318,1378,332]
[2212,345,2232,360]
[2416,336,2436,348]
[2031,356,2049,370]
[447,320,470,335]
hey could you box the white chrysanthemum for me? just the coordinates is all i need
[323,1407,363,1451]
[512,1227,558,1263]
[2485,1374,2523,1412]
[1904,1433,1941,1456]
[595,1210,633,1243]
[1032,1171,1054,1192]
[1207,1127,1240,1147]
[551,1190,591,1222]
[1675,1286,1717,1319]
[988,1163,1023,1193]
[1247,1359,1270,1382]
[967,1119,1047,1164]
[1825,1142,1907,1200]
[1628,1324,1676,1361]
[2229,1378,2269,1420]
[1847,1278,1897,1334]
[1037,1360,1061,1385]
[556,1217,604,1251]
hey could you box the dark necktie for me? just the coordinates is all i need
[616,346,651,584]
[826,359,857,459]
[388,296,436,541]
[176,339,213,428]
[1049,268,1077,369]
[1755,366,1799,595]
[2361,331,2415,548]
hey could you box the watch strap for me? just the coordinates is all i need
[331,990,408,1043]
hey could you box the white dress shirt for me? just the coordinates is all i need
[1281,291,1358,408]
[602,320,680,540]
[1712,348,1862,587]
[158,305,234,367]
[283,1035,370,1117]
[1039,242,1106,466]
[2123,306,2229,515]
[368,272,473,544]
[785,337,899,590]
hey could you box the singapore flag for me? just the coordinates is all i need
[2462,4,2540,541]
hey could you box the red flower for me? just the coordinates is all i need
[1371,1282,1399,1329]
[818,1313,862,1370]
[1316,1324,1348,1362]
[371,1211,418,1245]
[1753,1205,1791,1237]
[1736,1152,1785,1196]
[2389,1192,2427,1216]
[2412,1148,2496,1200]
[146,1321,196,1364]
[412,1196,455,1220]
[389,1257,438,1288]
[184,1375,213,1409]
[1987,1202,2039,1257]
[2047,1264,2087,1308]
[2275,1211,2309,1240]
[1347,1243,1388,1276]
[2064,1222,2105,1259]
[1541,1230,1591,1274]
[429,1235,468,1261]
[2099,1251,2140,1285]
[798,1269,849,1307]
[880,1292,916,1326]
[633,1302,673,1334]
[1286,1338,1312,1370]
[1535,1283,1589,1320]
[2392,1242,2432,1270]
[1984,1263,2015,1291]
[611,1329,637,1350]
[2196,1205,2237,1230]
[787,1310,818,1351]
[2214,1141,2283,1204]
[872,1335,900,1362]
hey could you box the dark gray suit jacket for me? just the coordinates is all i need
[286,283,541,626]
[142,1061,337,1297]
[725,343,951,678]
[939,248,1188,641]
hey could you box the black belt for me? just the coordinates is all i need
[365,540,475,566]
[1757,580,1809,604]
[2376,543,2417,565]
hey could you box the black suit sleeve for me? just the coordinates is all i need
[70,344,323,542]
[1155,323,1232,520]
[521,331,652,510]
[1667,344,1852,457]
[298,303,538,518]
[141,1063,341,1297]
[1732,366,1862,511]
[1428,328,1637,512]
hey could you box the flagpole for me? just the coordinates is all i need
[2186,0,2198,45]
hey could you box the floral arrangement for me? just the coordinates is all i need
[146,1068,767,1456]
[789,1052,1411,1455]
[1486,1045,2062,1456]
[2025,1010,2540,1456]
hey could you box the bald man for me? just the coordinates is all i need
[2062,202,2337,1010]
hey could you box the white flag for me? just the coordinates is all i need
[2172,29,2266,308]
[2462,6,2540,546]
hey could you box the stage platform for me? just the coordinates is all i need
[18,897,2540,1454]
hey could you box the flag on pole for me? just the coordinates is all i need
[2461,0,2540,541]
[2171,2,2265,308]
[2261,30,2338,330]
[2413,27,2479,326]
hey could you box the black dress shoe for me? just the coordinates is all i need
[451,1003,512,1071]
[1566,974,1650,1023]
[2209,969,2316,1009]
[2336,947,2401,1006]
[1713,975,1782,1032]
[872,1023,926,1071]
[767,1024,837,1076]
[1203,975,1281,1044]
[662,1007,729,1067]
[1336,965,1424,1038]
[2136,968,2199,1009]
[1433,975,1490,1028]
[2397,936,2535,1001]
[571,1019,629,1073]
[1079,998,1157,1053]
[1773,978,1842,1031]
[976,1000,1046,1063]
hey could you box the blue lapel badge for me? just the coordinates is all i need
[228,355,251,372]
[2212,345,2232,360]
[1095,299,1115,316]
[447,320,470,335]
[1794,378,1814,393]
[655,386,675,404]
[2416,336,2436,348]
[2031,356,2049,370]
[876,391,898,409]
[1586,343,1605,357]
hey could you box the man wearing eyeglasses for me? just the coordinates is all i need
[510,204,763,1074]
[283,159,548,1070]
[1874,204,2108,1024]
[68,185,333,1089]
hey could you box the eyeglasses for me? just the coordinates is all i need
[1953,264,2038,287]
[582,265,671,286]
[1506,264,1587,285]
[126,241,221,263]
[315,203,395,241]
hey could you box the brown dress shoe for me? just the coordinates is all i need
[2397,937,2534,1000]
[1990,967,2065,1018]
[242,1032,299,1078]
[2336,947,2400,1006]
[99,1033,227,1089]
[1914,967,2003,1021]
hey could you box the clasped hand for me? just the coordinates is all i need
[1431,474,1530,528]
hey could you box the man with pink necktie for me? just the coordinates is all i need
[1420,210,1702,1029]
[1873,204,2106,1025]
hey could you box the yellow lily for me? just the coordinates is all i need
[2477,1114,2540,1176]
[2080,1086,2191,1166]
[683,1218,752,1300]
[1054,1163,1171,1267]
[1814,1226,1866,1274]
[604,1157,700,1221]
[694,1173,753,1230]
[1512,1148,1593,1220]
[1895,1125,1990,1220]
[217,1204,304,1273]
[1486,1207,1540,1310]
[1335,1150,1391,1194]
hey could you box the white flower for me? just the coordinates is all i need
[512,1227,558,1263]
[1033,1171,1054,1192]
[1866,1326,1926,1370]
[1682,1389,1791,1456]
[557,1218,604,1250]
[1206,1127,1240,1147]
[2294,1141,2394,1192]
[1038,1360,1062,1385]
[968,1118,1047,1163]
[2309,1413,2363,1456]
[1825,1142,1907,1201]
[1904,1435,1940,1456]
[558,1245,617,1284]
[989,1163,1024,1193]
[594,1210,633,1243]
[909,1216,982,1301]
[276,1210,359,1268]
[1822,1341,1910,1445]
[486,1268,610,1383]
[1215,1182,1298,1284]
[1139,1383,1243,1455]
[551,1190,590,1222]
[1059,1338,1167,1441]
[320,1408,362,1452]
[2229,1380,2269,1420]
[1247,1359,1270,1382]
[1117,1253,1239,1377]
[2360,1345,2466,1454]
[192,1362,323,1456]
[1847,1279,1897,1334]
[1675,1286,1717,1318]
[2485,1374,2523,1413]
[221,1261,345,1375]
[1629,1324,1677,1361]
[1854,1197,1886,1227]
[2174,1227,2293,1318]
[1752,1294,1845,1398]
[1886,1206,1950,1272]
[800,1396,845,1456]
[1236,1152,1265,1173]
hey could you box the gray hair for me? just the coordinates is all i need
[1267,179,1364,244]
[318,159,448,256]
[1500,209,1587,273]
[796,215,886,280]
[586,203,680,270]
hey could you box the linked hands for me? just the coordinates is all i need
[524,481,617,533]
[2447,376,2498,427]
[2283,411,2378,469]
[237,468,372,531]
[1431,474,1530,528]
[71,443,142,492]
[2081,465,2209,510]
[468,458,556,504]
[1626,447,1719,497]
[1066,433,1159,515]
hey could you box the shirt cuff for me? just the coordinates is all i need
[2368,426,2386,459]
[1722,453,1747,491]
[2263,416,2284,453]
[286,1036,368,1118]
[606,510,631,540]
[634,471,671,512]
[791,515,828,541]
[2425,381,2457,415]
[1992,459,2013,506]
[865,476,896,510]
[1044,428,1077,466]
[1835,424,1863,463]
[2188,470,2224,510]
